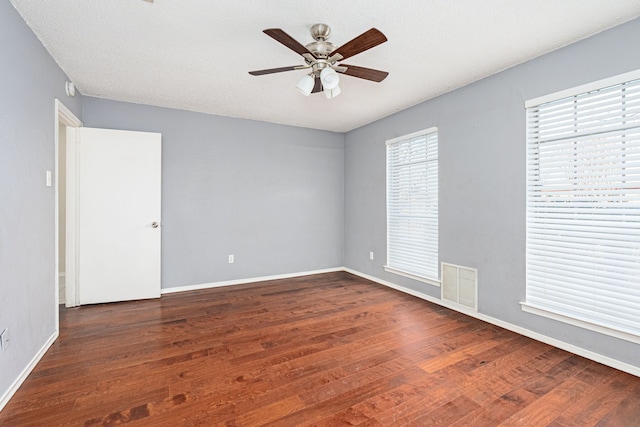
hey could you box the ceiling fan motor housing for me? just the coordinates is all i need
[306,24,337,60]
[306,41,337,59]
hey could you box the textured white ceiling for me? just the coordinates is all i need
[10,0,640,132]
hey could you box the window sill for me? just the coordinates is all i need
[520,302,640,345]
[384,266,440,287]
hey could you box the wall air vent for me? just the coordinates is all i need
[441,262,477,311]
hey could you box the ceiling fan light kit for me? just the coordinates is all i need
[320,67,340,90]
[324,85,341,99]
[249,23,388,99]
[296,74,315,96]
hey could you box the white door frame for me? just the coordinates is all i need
[54,99,82,316]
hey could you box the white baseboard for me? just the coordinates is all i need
[161,267,344,295]
[344,268,640,378]
[0,330,58,412]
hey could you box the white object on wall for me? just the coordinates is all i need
[441,262,477,311]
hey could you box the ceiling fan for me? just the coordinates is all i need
[249,24,388,99]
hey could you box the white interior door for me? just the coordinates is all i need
[72,127,162,305]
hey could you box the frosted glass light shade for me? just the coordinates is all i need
[296,74,315,96]
[324,84,341,99]
[320,67,340,90]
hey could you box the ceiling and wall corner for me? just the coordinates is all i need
[9,0,640,133]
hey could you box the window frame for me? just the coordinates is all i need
[385,127,440,286]
[522,69,640,344]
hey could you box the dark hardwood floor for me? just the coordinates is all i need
[1,271,639,426]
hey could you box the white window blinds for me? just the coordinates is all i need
[525,72,640,339]
[386,128,439,282]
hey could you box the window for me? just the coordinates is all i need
[524,70,640,342]
[385,127,439,285]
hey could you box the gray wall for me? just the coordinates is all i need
[344,17,640,368]
[81,98,345,288]
[0,1,82,399]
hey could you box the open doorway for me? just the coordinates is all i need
[54,104,162,312]
[58,123,66,305]
[55,99,82,315]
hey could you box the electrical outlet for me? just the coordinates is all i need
[228,255,234,264]
[0,329,9,351]
[369,251,374,261]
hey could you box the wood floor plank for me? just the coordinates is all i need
[374,366,473,425]
[451,386,540,426]
[549,369,635,426]
[409,394,481,426]
[1,271,638,426]
[499,377,592,425]
[595,381,640,426]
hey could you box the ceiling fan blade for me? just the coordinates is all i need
[263,28,316,59]
[312,77,323,93]
[249,65,306,76]
[329,28,387,62]
[337,64,389,82]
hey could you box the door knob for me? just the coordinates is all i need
[152,222,159,228]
